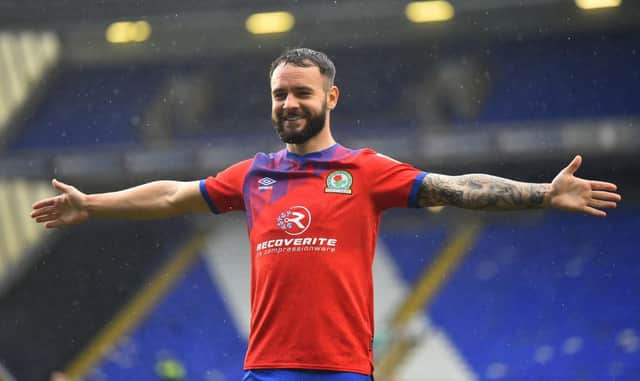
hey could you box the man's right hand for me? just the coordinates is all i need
[31,179,89,228]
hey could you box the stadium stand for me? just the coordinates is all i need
[383,210,640,380]
[0,30,60,147]
[0,218,192,381]
[478,33,640,124]
[0,179,54,295]
[88,255,247,381]
[6,32,639,157]
[7,67,164,152]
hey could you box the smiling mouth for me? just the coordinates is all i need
[281,115,306,126]
[283,114,303,121]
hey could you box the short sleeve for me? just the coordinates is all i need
[363,150,427,211]
[199,159,253,214]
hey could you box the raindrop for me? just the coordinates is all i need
[475,260,498,280]
[205,369,227,381]
[608,361,624,377]
[486,362,507,380]
[617,329,639,353]
[534,345,554,364]
[562,336,582,355]
[564,257,584,278]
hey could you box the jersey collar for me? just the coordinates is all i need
[285,143,340,162]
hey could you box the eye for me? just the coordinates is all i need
[273,92,286,100]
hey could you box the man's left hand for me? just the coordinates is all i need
[547,155,621,217]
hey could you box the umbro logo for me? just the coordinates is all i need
[258,177,277,190]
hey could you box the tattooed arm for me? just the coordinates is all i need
[418,173,549,210]
[418,155,621,216]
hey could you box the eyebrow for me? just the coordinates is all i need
[272,85,315,94]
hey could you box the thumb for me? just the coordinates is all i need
[52,178,72,193]
[562,155,582,175]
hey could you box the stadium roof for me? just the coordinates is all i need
[2,0,639,62]
[0,0,640,50]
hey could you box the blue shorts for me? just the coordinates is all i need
[243,369,372,381]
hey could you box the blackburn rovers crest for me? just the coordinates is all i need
[325,170,353,194]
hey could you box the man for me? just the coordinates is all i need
[31,48,621,380]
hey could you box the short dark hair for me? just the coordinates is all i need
[269,48,336,88]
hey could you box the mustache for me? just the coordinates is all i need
[277,109,311,120]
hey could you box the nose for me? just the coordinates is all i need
[283,94,299,111]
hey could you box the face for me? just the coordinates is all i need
[270,63,337,144]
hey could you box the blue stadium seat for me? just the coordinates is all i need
[381,211,640,379]
[9,68,164,151]
[92,255,246,380]
[479,34,640,124]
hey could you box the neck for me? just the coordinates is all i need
[285,122,336,155]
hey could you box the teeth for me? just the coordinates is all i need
[286,116,301,121]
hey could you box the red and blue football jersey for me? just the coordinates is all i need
[200,144,427,375]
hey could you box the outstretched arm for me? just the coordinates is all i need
[31,179,209,228]
[418,155,621,217]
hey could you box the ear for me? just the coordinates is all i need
[326,85,339,110]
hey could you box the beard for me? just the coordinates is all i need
[272,101,327,144]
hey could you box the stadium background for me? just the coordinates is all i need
[0,0,638,380]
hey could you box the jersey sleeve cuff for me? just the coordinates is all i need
[199,179,221,214]
[408,172,428,208]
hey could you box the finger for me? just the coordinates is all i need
[45,219,64,229]
[591,191,621,202]
[584,205,606,217]
[32,198,56,209]
[588,199,617,209]
[32,196,64,214]
[36,214,59,224]
[34,210,60,220]
[51,372,71,381]
[31,207,53,218]
[31,204,61,217]
[562,155,582,175]
[589,180,617,192]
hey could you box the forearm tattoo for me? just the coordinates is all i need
[418,174,549,211]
